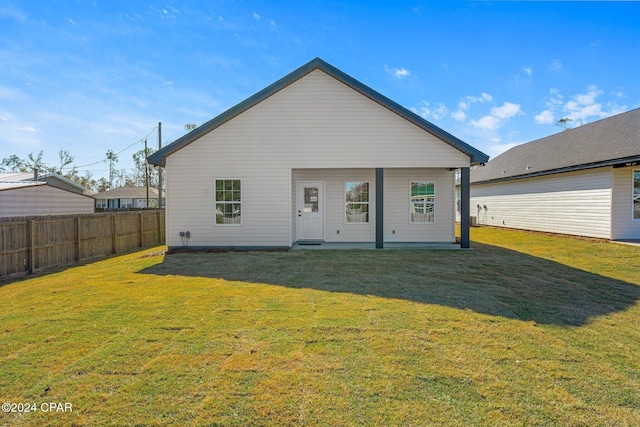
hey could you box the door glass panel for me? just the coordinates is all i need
[304,187,319,212]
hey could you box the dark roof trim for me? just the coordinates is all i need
[472,155,640,186]
[148,57,489,167]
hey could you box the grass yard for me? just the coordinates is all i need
[1,227,639,426]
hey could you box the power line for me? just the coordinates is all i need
[63,126,158,170]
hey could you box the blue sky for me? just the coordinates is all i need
[1,0,639,178]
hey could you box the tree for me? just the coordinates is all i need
[556,117,584,130]
[0,155,25,172]
[95,177,110,193]
[131,146,159,187]
[25,151,46,172]
[555,117,573,130]
[105,150,118,189]
[52,149,74,174]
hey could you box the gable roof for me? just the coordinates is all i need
[0,171,88,194]
[148,57,489,167]
[471,108,640,184]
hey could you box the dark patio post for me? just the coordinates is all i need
[376,168,384,249]
[460,167,470,249]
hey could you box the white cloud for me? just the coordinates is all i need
[611,90,626,98]
[253,12,261,21]
[548,59,563,71]
[466,93,492,104]
[431,103,449,120]
[535,85,627,126]
[454,93,492,120]
[385,65,411,79]
[0,112,42,149]
[491,102,521,119]
[411,102,430,119]
[0,86,24,101]
[534,110,554,124]
[572,85,602,106]
[523,66,533,76]
[452,110,466,121]
[413,101,449,121]
[0,4,27,22]
[471,115,500,130]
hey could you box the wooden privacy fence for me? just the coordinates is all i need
[0,210,165,280]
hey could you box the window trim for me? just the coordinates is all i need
[344,181,370,224]
[409,180,435,224]
[633,169,640,221]
[214,178,243,226]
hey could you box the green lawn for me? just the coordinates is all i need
[1,227,639,426]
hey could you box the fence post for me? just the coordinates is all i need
[75,216,81,262]
[112,214,118,254]
[29,220,35,274]
[157,210,162,245]
[139,212,144,247]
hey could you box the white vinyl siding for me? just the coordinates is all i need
[385,169,455,243]
[0,185,95,217]
[164,70,469,248]
[611,167,640,240]
[471,168,612,239]
[293,169,375,243]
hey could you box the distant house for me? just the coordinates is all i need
[0,171,89,195]
[93,187,164,209]
[0,181,95,217]
[148,58,488,249]
[470,108,640,240]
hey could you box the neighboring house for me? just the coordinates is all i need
[93,187,164,209]
[470,108,640,240]
[0,181,95,217]
[0,171,90,195]
[148,58,488,250]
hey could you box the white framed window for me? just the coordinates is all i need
[215,179,242,225]
[633,170,640,220]
[345,182,369,223]
[410,181,434,223]
[120,198,133,209]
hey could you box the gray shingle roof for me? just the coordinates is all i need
[471,108,640,184]
[148,57,489,167]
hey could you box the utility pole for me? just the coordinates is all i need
[144,139,149,208]
[157,122,162,209]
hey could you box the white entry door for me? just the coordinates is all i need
[297,181,324,241]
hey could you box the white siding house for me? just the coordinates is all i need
[93,187,163,209]
[148,58,488,249]
[0,182,95,217]
[471,108,640,240]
